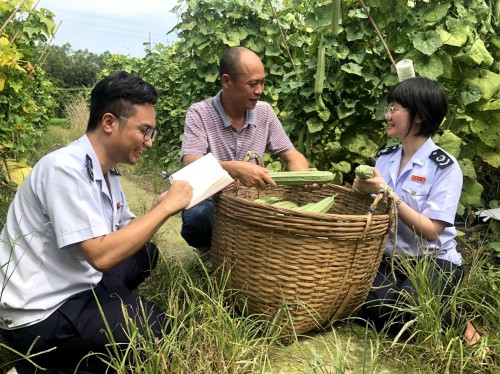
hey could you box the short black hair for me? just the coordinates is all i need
[86,71,158,132]
[387,76,448,137]
[219,46,254,78]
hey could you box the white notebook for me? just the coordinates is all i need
[169,153,234,209]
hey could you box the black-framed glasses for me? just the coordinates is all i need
[117,115,158,141]
[384,106,408,118]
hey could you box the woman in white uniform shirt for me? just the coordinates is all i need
[353,77,480,345]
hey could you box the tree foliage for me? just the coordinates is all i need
[40,43,111,116]
[0,0,56,194]
[42,43,110,88]
[105,0,499,215]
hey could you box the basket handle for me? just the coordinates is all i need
[363,187,396,238]
[242,151,264,166]
[233,151,264,195]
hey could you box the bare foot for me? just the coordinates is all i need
[464,321,481,345]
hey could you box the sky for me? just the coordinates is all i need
[36,0,182,57]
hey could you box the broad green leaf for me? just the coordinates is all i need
[433,130,461,158]
[333,160,351,173]
[441,18,469,47]
[340,62,363,76]
[488,242,500,253]
[470,111,500,148]
[455,39,495,66]
[306,117,324,133]
[413,54,443,80]
[266,86,279,101]
[458,158,477,179]
[412,31,443,56]
[479,99,500,111]
[437,50,453,79]
[422,2,450,23]
[342,133,379,158]
[265,44,282,57]
[7,79,23,93]
[344,25,365,41]
[460,177,484,207]
[457,82,482,106]
[335,103,356,120]
[305,4,334,29]
[463,69,500,101]
[332,44,350,60]
[468,39,494,66]
[477,142,500,168]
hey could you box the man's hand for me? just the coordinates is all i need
[234,161,277,189]
[152,180,193,213]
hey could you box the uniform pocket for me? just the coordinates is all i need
[401,181,431,210]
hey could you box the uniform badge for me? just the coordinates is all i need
[429,149,453,169]
[411,175,426,183]
[110,166,121,176]
[376,145,400,157]
[86,154,94,182]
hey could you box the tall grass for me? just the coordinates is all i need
[78,259,277,373]
[365,251,499,373]
[65,95,89,131]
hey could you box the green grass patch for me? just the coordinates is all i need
[48,117,69,128]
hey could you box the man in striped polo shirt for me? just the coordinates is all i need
[180,46,312,251]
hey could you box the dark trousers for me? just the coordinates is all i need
[180,198,213,248]
[3,242,165,374]
[359,256,463,332]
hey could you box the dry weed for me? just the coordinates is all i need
[65,95,89,131]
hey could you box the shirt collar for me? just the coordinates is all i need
[214,90,256,128]
[411,137,436,166]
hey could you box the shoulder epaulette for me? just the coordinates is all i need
[429,148,454,169]
[376,145,400,158]
[85,154,94,182]
[110,166,121,176]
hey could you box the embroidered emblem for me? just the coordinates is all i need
[429,149,454,169]
[85,154,94,182]
[411,175,426,183]
[376,145,400,157]
[110,166,121,176]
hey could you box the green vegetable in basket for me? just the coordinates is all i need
[272,200,299,209]
[254,196,282,204]
[295,195,336,213]
[267,171,335,185]
[354,165,374,179]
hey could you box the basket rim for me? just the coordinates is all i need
[217,183,392,220]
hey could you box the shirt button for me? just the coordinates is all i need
[4,319,12,325]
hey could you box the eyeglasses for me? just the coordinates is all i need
[384,106,408,118]
[117,115,158,141]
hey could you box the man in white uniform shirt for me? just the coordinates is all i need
[0,71,193,373]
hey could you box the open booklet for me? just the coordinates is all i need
[169,153,235,209]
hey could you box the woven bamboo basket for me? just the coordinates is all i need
[211,183,394,339]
